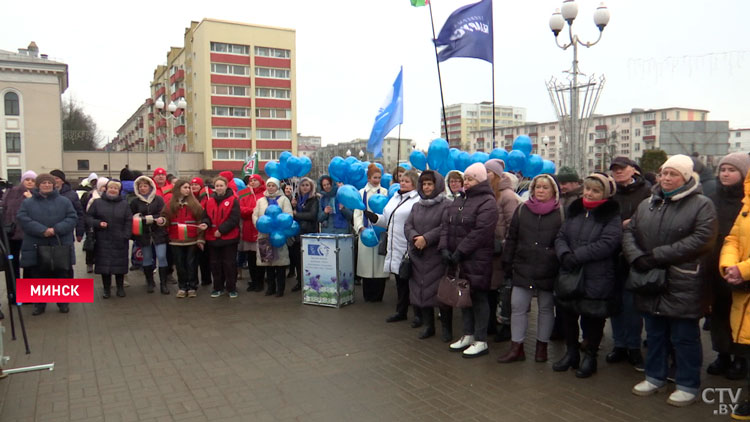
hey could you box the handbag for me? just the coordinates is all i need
[437,268,472,308]
[82,229,96,253]
[37,235,71,274]
[398,252,411,280]
[625,267,667,295]
[554,267,585,300]
[258,237,277,263]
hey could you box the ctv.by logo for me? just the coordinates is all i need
[702,387,742,416]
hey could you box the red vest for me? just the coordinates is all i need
[167,205,200,242]
[204,195,239,242]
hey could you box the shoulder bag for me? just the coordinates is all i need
[37,235,71,274]
[554,267,585,300]
[398,252,411,280]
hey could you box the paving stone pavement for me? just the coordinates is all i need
[0,244,743,421]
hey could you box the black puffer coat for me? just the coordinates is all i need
[439,180,498,291]
[130,176,168,246]
[87,193,133,275]
[405,171,448,307]
[623,176,718,319]
[555,199,622,317]
[59,182,85,238]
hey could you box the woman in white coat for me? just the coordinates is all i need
[354,164,390,302]
[252,177,294,297]
[365,169,421,324]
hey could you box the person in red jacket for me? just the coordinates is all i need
[152,168,173,202]
[203,176,241,298]
[191,177,213,286]
[219,171,239,195]
[238,174,266,292]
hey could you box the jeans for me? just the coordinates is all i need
[643,314,702,395]
[171,245,198,291]
[510,287,555,343]
[141,243,168,268]
[611,287,644,350]
[210,243,238,293]
[462,290,489,342]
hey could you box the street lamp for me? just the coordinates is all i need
[548,0,610,175]
[155,96,187,176]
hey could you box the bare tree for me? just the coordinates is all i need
[62,97,101,150]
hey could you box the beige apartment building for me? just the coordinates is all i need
[439,102,526,151]
[0,42,68,181]
[112,18,296,175]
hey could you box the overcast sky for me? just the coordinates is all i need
[2,0,749,149]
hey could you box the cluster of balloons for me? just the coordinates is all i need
[265,151,312,180]
[255,204,300,247]
[328,156,399,191]
[409,136,556,178]
[335,179,403,248]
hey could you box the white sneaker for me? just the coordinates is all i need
[667,390,697,407]
[462,341,489,358]
[450,335,474,352]
[632,380,667,396]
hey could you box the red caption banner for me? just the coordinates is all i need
[17,279,95,303]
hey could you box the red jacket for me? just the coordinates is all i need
[204,191,240,243]
[195,186,213,208]
[155,181,174,204]
[161,203,204,246]
[238,175,266,243]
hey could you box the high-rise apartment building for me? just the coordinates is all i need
[439,102,526,151]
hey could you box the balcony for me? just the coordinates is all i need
[153,86,165,100]
[643,120,656,126]
[643,135,656,142]
[156,118,167,128]
[595,124,608,131]
[169,69,185,84]
[170,88,185,102]
[595,138,608,144]
[174,125,186,135]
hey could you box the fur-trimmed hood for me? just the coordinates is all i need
[133,175,157,204]
[566,197,621,222]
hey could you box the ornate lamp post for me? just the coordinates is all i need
[154,96,187,176]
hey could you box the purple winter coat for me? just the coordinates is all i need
[404,171,448,307]
[2,184,31,240]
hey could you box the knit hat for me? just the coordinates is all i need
[97,177,110,190]
[50,169,66,182]
[35,173,55,187]
[367,163,382,178]
[661,154,694,182]
[556,166,580,184]
[153,167,167,177]
[464,163,488,183]
[21,170,37,182]
[584,172,617,198]
[190,177,204,188]
[484,159,505,178]
[266,177,280,189]
[219,171,234,181]
[718,152,750,181]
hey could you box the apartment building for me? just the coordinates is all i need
[729,128,750,152]
[439,102,526,151]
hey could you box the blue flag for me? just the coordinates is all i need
[434,0,493,63]
[368,67,403,158]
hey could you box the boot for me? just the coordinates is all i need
[706,353,731,376]
[497,341,525,363]
[727,357,748,381]
[411,306,423,328]
[440,308,453,343]
[158,267,170,295]
[552,346,580,372]
[576,349,598,378]
[102,278,111,299]
[275,276,285,297]
[116,279,126,297]
[418,308,435,339]
[143,266,155,293]
[494,324,511,342]
[534,340,548,362]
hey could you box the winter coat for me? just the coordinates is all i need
[375,189,420,275]
[720,174,750,345]
[203,188,240,246]
[87,193,132,275]
[16,189,77,269]
[294,178,319,235]
[354,183,389,279]
[155,181,173,203]
[491,174,523,289]
[444,170,464,201]
[130,176,168,246]
[252,189,293,266]
[439,180,499,291]
[405,171,448,307]
[59,182,85,238]
[158,198,206,246]
[555,199,622,318]
[613,174,652,221]
[560,185,583,213]
[318,176,353,234]
[623,175,718,319]
[238,175,265,243]
[2,184,31,240]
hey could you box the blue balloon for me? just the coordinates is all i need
[233,178,246,191]
[523,154,544,178]
[328,157,347,182]
[410,150,427,171]
[336,184,365,210]
[542,160,556,174]
[345,156,359,165]
[270,231,287,248]
[347,162,366,183]
[360,227,380,247]
[265,204,282,219]
[352,173,368,190]
[457,151,471,171]
[297,156,312,177]
[368,194,388,214]
[279,151,293,165]
[506,150,527,172]
[256,215,273,234]
[427,138,449,170]
[472,151,490,164]
[398,162,412,171]
[512,135,533,157]
[283,221,300,237]
[380,173,393,189]
[264,161,280,178]
[388,183,400,198]
[274,212,293,230]
[286,156,302,177]
[489,148,509,163]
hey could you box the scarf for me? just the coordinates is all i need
[525,196,560,215]
[296,192,310,212]
[582,198,608,210]
[662,183,689,199]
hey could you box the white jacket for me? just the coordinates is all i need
[375,189,420,275]
[354,183,389,279]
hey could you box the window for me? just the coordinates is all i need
[621,129,630,135]
[589,133,594,140]
[210,42,249,55]
[211,149,249,160]
[635,129,641,137]
[254,47,290,58]
[675,111,681,120]
[212,106,250,117]
[589,146,594,153]
[661,111,668,119]
[736,142,742,148]
[7,169,21,183]
[255,88,290,99]
[621,136,630,141]
[549,125,556,130]
[644,128,653,136]
[213,149,230,160]
[736,132,742,137]
[77,159,89,171]
[256,129,291,140]
[548,136,555,140]
[645,112,655,120]
[5,133,20,153]
[211,85,248,97]
[212,128,250,139]
[635,115,641,123]
[611,117,616,124]
[621,143,630,148]
[255,108,290,119]
[622,117,630,123]
[634,143,641,152]
[259,150,283,160]
[4,92,19,116]
[210,63,249,75]
[255,67,290,79]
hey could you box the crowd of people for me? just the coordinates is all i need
[4,150,750,415]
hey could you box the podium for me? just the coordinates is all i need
[301,234,354,308]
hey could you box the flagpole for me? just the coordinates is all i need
[428,1,449,146]
[492,61,496,150]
